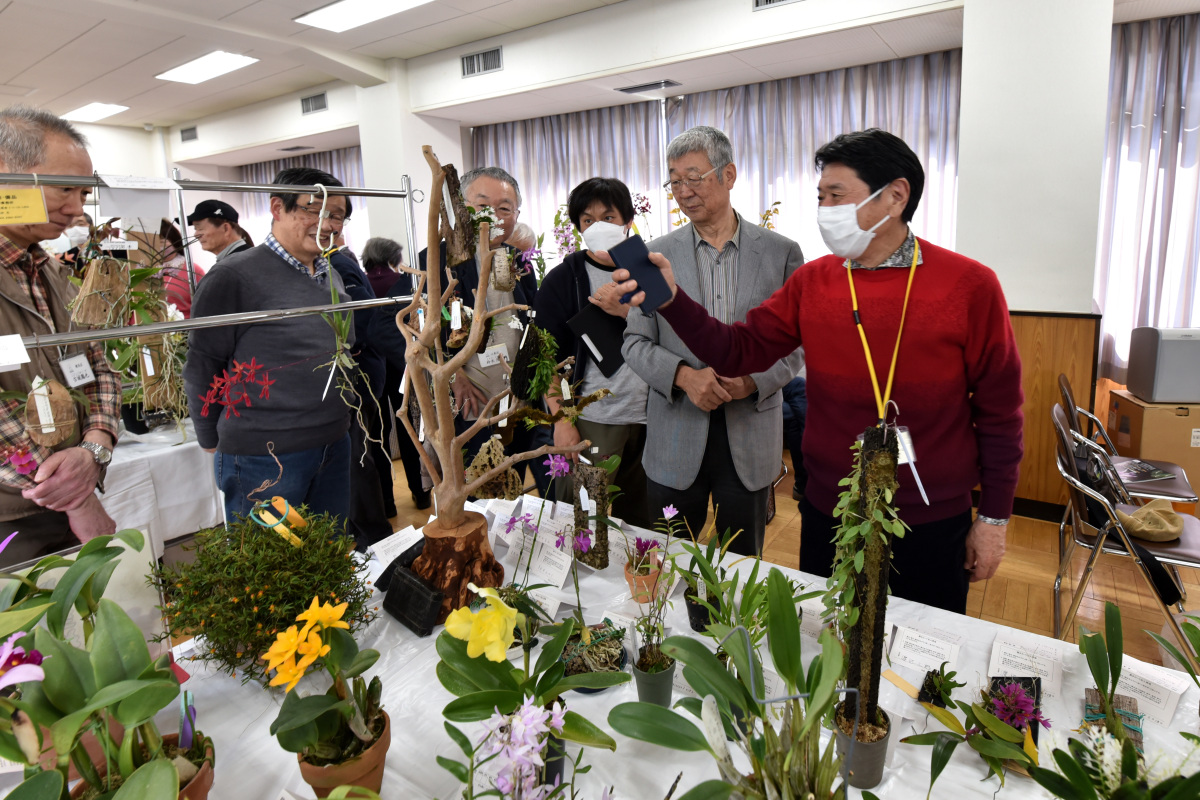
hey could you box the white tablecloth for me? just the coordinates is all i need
[4,506,1197,799]
[103,418,222,558]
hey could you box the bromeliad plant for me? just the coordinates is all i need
[610,569,847,800]
[266,596,387,768]
[1029,728,1200,799]
[435,583,628,753]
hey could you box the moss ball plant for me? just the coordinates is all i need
[151,510,376,683]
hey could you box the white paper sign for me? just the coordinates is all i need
[799,599,825,640]
[1115,656,1192,726]
[526,585,561,618]
[673,665,698,698]
[988,634,1064,699]
[498,394,509,428]
[527,539,573,588]
[888,625,961,673]
[477,343,508,369]
[58,353,95,387]
[0,334,30,372]
[100,174,180,190]
[370,525,423,568]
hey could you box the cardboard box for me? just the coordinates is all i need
[1107,389,1200,510]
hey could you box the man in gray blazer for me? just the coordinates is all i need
[623,126,803,555]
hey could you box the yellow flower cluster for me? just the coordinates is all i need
[444,584,518,663]
[262,596,348,692]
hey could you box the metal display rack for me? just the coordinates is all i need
[0,169,421,348]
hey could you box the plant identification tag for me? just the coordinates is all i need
[528,539,573,588]
[58,354,95,387]
[579,487,597,517]
[0,334,30,373]
[0,188,47,225]
[99,238,139,251]
[697,579,707,601]
[498,395,509,427]
[141,346,156,377]
[673,665,698,698]
[450,300,462,330]
[31,376,54,434]
[560,378,571,400]
[477,343,507,368]
[417,308,425,331]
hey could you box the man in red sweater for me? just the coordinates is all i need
[606,129,1023,614]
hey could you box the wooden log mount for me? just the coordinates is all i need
[574,463,610,570]
[410,511,504,623]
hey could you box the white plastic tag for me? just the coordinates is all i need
[895,426,914,465]
[560,378,571,400]
[498,395,509,428]
[0,334,30,373]
[698,579,707,601]
[519,321,531,349]
[59,354,95,387]
[141,346,156,377]
[442,182,456,229]
[99,239,138,251]
[450,300,462,330]
[477,343,507,368]
[418,417,425,443]
[580,333,603,363]
[579,487,591,518]
[417,309,425,331]
[31,376,54,434]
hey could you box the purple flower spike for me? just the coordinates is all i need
[662,504,678,520]
[555,532,567,549]
[574,530,592,554]
[991,682,1050,731]
[543,454,571,480]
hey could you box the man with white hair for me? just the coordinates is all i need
[0,106,120,563]
[623,126,804,555]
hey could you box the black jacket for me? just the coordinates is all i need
[328,248,384,394]
[532,250,622,386]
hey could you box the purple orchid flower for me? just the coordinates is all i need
[0,632,44,692]
[543,454,571,480]
[991,682,1051,731]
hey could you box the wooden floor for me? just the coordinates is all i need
[387,453,1199,668]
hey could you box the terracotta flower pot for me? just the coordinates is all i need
[68,733,214,800]
[297,711,391,799]
[624,557,661,603]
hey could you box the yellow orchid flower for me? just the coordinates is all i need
[296,595,350,638]
[268,653,307,693]
[295,627,331,671]
[444,584,517,662]
[262,624,303,672]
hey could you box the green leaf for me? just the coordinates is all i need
[33,629,95,714]
[798,629,843,741]
[607,703,712,754]
[922,702,965,736]
[1053,746,1100,799]
[5,771,64,800]
[1029,764,1086,800]
[270,693,348,734]
[444,722,473,759]
[90,599,152,687]
[276,720,318,753]
[966,733,1031,763]
[0,600,54,639]
[534,619,575,678]
[1105,601,1123,694]
[533,660,565,701]
[343,648,379,679]
[113,680,181,728]
[1145,632,1198,685]
[661,636,754,714]
[854,549,865,573]
[111,758,179,800]
[675,781,735,800]
[972,703,1025,743]
[765,568,801,689]
[1161,772,1200,800]
[1080,632,1110,705]
[45,550,122,637]
[558,709,616,751]
[437,755,469,783]
[550,670,631,696]
[442,690,522,723]
[928,732,960,799]
[434,632,519,692]
[435,662,479,698]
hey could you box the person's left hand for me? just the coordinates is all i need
[22,447,101,512]
[964,517,1007,582]
[718,375,756,400]
[590,281,630,319]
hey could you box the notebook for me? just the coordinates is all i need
[567,302,627,378]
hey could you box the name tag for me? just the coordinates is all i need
[477,343,508,368]
[59,354,96,387]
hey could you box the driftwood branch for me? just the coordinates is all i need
[462,440,590,500]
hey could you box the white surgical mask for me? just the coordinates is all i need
[581,221,628,254]
[64,225,89,248]
[816,186,889,260]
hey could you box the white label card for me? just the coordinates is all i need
[799,599,825,640]
[525,585,561,619]
[417,309,425,331]
[987,634,1064,699]
[141,346,156,377]
[31,376,54,433]
[1192,428,1200,447]
[498,395,509,428]
[527,539,573,588]
[59,353,95,387]
[888,625,961,673]
[673,665,698,698]
[370,525,423,568]
[478,343,507,368]
[1115,655,1191,726]
[100,174,180,190]
[0,334,31,372]
[560,378,571,400]
[451,300,462,330]
[98,238,139,251]
[0,755,25,774]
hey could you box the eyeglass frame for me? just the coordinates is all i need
[293,203,348,225]
[662,166,719,193]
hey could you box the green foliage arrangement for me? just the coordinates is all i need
[1029,729,1200,799]
[150,511,375,683]
[1146,612,1200,695]
[509,324,559,403]
[1079,601,1131,744]
[919,661,966,709]
[902,697,1036,796]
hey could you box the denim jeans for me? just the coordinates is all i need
[214,434,351,526]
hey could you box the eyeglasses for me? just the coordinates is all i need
[662,167,718,192]
[295,204,347,224]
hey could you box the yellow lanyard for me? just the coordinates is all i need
[845,240,920,423]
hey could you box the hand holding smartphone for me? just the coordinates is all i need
[607,234,673,315]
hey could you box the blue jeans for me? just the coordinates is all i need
[214,434,351,526]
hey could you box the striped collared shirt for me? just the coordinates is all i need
[849,228,924,271]
[264,233,330,285]
[693,216,742,324]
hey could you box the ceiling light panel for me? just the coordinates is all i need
[156,51,259,84]
[62,103,129,122]
[295,0,436,33]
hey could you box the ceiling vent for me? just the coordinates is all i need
[300,92,328,114]
[753,0,805,8]
[280,145,315,152]
[180,126,198,142]
[461,47,503,78]
[615,80,681,94]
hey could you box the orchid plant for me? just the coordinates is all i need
[1029,727,1200,799]
[631,507,678,674]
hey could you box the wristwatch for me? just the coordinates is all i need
[78,441,112,492]
[976,514,1009,527]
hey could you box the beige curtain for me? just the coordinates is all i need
[1095,14,1200,382]
[238,146,370,254]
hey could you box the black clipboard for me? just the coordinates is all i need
[567,302,627,378]
[609,234,673,315]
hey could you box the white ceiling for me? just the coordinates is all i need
[0,0,623,127]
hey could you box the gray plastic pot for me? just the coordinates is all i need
[834,704,891,790]
[632,648,676,707]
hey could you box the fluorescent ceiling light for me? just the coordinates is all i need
[295,0,435,33]
[156,51,258,84]
[62,103,128,122]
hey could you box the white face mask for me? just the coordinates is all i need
[816,186,889,260]
[64,225,89,248]
[581,220,628,254]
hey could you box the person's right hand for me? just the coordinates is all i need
[67,493,116,544]
[607,251,677,309]
[453,370,488,418]
[675,365,732,411]
[554,420,583,464]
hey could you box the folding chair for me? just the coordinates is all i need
[1057,373,1197,504]
[1052,405,1200,672]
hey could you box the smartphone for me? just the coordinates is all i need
[608,234,673,315]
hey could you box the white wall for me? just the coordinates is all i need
[956,0,1113,313]
[75,123,164,178]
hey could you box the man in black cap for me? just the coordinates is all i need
[187,199,252,262]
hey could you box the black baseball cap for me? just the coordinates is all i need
[187,199,239,226]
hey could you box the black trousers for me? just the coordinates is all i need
[798,495,972,614]
[647,408,768,557]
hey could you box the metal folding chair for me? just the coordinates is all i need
[1052,405,1200,672]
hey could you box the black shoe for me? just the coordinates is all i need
[413,490,432,510]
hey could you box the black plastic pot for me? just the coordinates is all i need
[683,589,718,633]
[120,402,149,434]
[542,732,566,787]
[632,647,675,707]
[834,705,890,790]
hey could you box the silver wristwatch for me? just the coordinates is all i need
[976,514,1009,526]
[78,441,112,491]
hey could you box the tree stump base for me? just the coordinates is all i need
[411,511,504,623]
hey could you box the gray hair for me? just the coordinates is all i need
[666,125,734,182]
[460,166,521,207]
[362,236,403,270]
[0,105,87,171]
